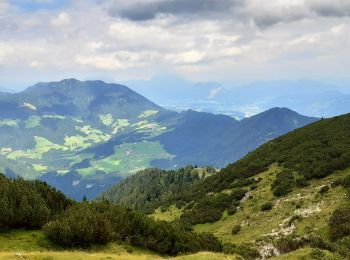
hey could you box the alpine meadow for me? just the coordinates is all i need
[1,0,350,259]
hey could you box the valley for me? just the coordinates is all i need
[0,79,317,199]
[1,110,350,259]
[2,1,350,259]
[100,113,350,259]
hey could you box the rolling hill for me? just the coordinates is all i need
[0,79,317,199]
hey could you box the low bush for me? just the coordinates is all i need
[223,243,261,260]
[231,225,241,235]
[44,201,222,255]
[288,215,302,226]
[274,235,306,254]
[341,174,350,188]
[227,205,237,215]
[319,185,330,194]
[0,174,72,229]
[260,202,273,211]
[43,203,112,247]
[180,189,246,225]
[328,207,350,241]
[309,249,326,259]
[272,169,295,196]
[295,175,309,187]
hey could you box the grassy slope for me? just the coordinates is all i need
[0,252,239,260]
[271,248,340,260]
[194,165,349,244]
[153,165,349,259]
[0,110,170,179]
[0,230,238,260]
[151,205,183,221]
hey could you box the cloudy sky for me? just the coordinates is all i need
[0,0,350,89]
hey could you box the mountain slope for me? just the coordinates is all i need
[152,108,317,167]
[0,79,168,199]
[19,79,163,118]
[98,166,216,211]
[0,79,317,200]
[164,113,350,212]
[103,113,350,258]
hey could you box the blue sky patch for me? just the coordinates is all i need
[11,0,69,12]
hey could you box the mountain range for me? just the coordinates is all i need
[127,76,350,118]
[100,111,350,259]
[0,79,317,199]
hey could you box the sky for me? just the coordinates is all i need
[0,0,350,89]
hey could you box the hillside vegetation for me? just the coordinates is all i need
[0,173,72,229]
[0,79,316,199]
[0,174,223,257]
[157,114,350,225]
[99,166,215,212]
[105,113,350,259]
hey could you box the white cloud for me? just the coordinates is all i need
[0,43,14,64]
[165,50,206,64]
[0,0,11,17]
[29,60,44,69]
[51,12,70,27]
[0,0,350,86]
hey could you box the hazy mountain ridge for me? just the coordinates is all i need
[0,79,316,199]
[127,77,350,118]
[151,107,317,167]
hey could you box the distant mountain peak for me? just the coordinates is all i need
[263,107,299,114]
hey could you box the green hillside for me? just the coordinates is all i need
[0,79,316,200]
[1,113,349,259]
[0,174,225,258]
[155,114,350,224]
[98,166,215,212]
[105,113,350,259]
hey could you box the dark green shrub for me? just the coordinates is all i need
[295,201,303,209]
[319,185,330,194]
[232,225,241,235]
[295,175,308,187]
[341,175,350,188]
[223,243,261,260]
[180,189,246,225]
[274,235,306,253]
[309,248,326,259]
[331,178,342,188]
[43,203,113,247]
[332,237,350,257]
[261,202,273,211]
[307,235,333,252]
[329,207,350,241]
[230,178,253,189]
[175,200,185,209]
[0,175,72,229]
[272,170,295,196]
[227,205,237,215]
[250,184,258,190]
[289,215,302,226]
[44,202,223,255]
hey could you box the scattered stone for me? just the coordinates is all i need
[257,242,280,259]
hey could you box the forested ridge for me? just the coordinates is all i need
[126,113,350,225]
[99,166,216,212]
